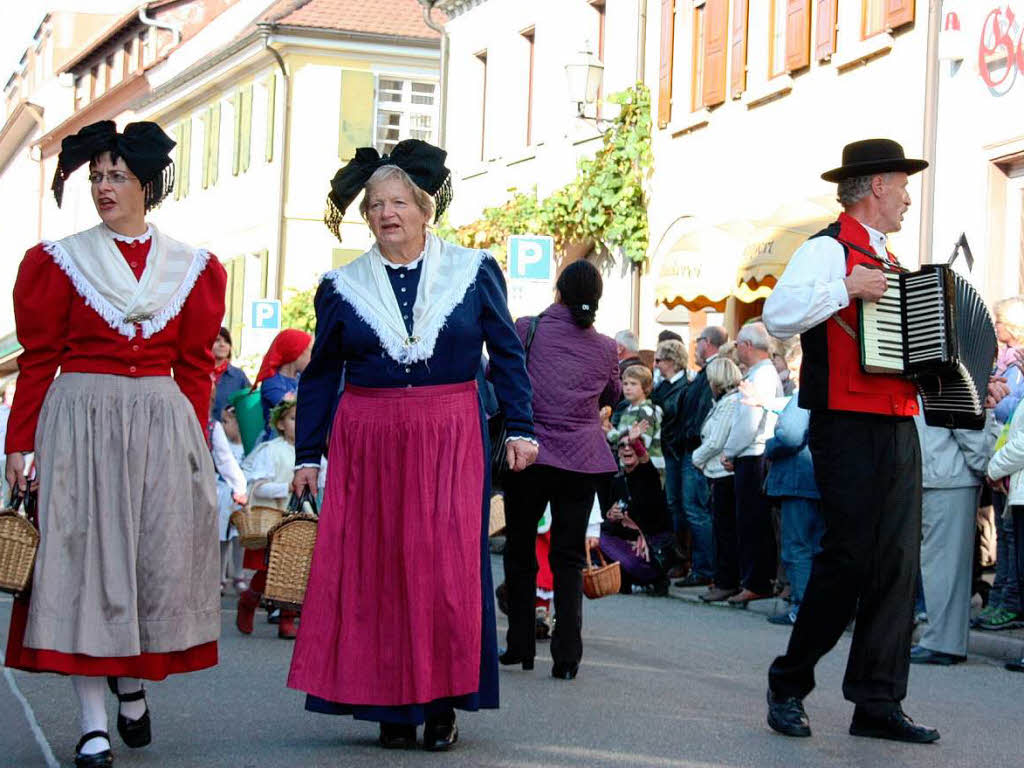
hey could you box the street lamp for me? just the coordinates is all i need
[565,44,605,120]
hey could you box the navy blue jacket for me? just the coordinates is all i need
[212,364,250,421]
[763,394,819,500]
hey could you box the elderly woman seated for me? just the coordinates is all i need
[595,422,677,595]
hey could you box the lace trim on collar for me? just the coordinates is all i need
[104,225,153,244]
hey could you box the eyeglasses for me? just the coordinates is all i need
[654,357,665,362]
[88,171,137,185]
[695,337,708,344]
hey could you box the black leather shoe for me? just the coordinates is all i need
[909,645,965,666]
[766,689,811,737]
[378,723,417,749]
[849,707,940,743]
[551,661,578,680]
[75,730,113,767]
[422,712,459,751]
[1006,658,1024,672]
[106,677,151,748]
[498,649,534,670]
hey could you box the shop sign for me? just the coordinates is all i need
[979,5,1024,95]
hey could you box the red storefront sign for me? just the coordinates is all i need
[979,5,1024,93]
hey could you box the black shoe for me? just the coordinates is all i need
[648,578,670,597]
[495,583,509,616]
[498,649,534,670]
[75,731,113,768]
[909,645,965,666]
[1005,658,1024,672]
[849,707,940,743]
[106,677,151,749]
[766,689,811,737]
[551,661,578,680]
[673,573,712,588]
[378,723,417,749]
[422,712,459,751]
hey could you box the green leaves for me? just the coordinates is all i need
[443,83,652,265]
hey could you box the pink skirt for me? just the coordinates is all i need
[287,382,484,706]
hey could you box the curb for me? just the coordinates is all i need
[667,585,1024,663]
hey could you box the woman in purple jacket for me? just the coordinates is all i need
[501,260,621,680]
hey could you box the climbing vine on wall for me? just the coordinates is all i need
[437,83,652,265]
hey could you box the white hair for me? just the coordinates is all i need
[736,322,771,352]
[615,330,639,352]
[837,172,896,208]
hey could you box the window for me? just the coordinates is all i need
[770,0,788,76]
[731,0,749,98]
[522,28,535,145]
[224,258,245,344]
[691,4,705,111]
[90,66,98,100]
[123,41,133,79]
[174,119,192,200]
[815,0,838,60]
[374,78,437,155]
[332,248,362,268]
[202,104,221,189]
[265,74,276,163]
[475,51,488,160]
[863,0,914,39]
[233,84,253,176]
[74,75,84,111]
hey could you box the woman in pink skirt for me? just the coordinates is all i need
[288,140,537,751]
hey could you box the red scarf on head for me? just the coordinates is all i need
[253,329,312,389]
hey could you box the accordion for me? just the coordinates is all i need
[859,264,997,430]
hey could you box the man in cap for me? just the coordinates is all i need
[761,139,939,743]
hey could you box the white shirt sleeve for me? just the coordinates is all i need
[762,236,849,339]
[211,422,247,496]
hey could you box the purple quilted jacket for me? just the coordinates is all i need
[515,302,621,474]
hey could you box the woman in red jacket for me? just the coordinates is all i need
[3,120,226,768]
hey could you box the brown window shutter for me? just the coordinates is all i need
[785,0,811,72]
[815,0,837,60]
[658,0,675,128]
[701,0,728,107]
[886,0,914,29]
[730,0,748,98]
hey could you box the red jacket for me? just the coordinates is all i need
[797,213,919,418]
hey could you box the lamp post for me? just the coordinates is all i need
[565,45,606,122]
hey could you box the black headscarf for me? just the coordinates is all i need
[325,139,452,241]
[52,120,176,211]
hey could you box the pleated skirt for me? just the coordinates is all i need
[287,382,494,720]
[5,373,219,678]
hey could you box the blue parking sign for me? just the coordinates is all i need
[507,235,554,281]
[250,300,281,330]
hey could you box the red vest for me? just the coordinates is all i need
[797,214,919,417]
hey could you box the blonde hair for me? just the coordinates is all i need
[717,340,741,367]
[358,165,436,222]
[994,297,1024,342]
[656,339,687,372]
[622,364,653,395]
[706,357,742,397]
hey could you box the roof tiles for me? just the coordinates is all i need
[262,0,440,39]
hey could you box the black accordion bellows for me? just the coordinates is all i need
[901,265,997,429]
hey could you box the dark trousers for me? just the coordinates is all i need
[769,412,921,711]
[503,464,604,668]
[710,475,739,589]
[733,455,776,594]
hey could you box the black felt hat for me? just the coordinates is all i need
[821,138,928,183]
[52,120,176,210]
[324,139,452,241]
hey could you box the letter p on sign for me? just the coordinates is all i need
[507,235,554,281]
[250,299,282,330]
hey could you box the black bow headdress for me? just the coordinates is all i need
[324,139,452,241]
[52,120,176,211]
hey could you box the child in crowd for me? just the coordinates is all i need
[211,405,247,595]
[605,364,663,469]
[236,394,300,640]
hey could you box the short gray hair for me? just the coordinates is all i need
[837,172,897,208]
[615,330,639,352]
[358,164,436,222]
[736,322,771,351]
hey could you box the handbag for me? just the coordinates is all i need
[0,486,39,596]
[490,312,543,486]
[582,545,621,599]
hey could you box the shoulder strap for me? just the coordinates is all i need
[524,311,544,364]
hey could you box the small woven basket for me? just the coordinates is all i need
[264,492,318,610]
[230,504,283,550]
[0,490,39,596]
[581,546,621,600]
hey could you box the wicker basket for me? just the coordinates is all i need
[488,493,506,537]
[581,546,620,600]
[0,491,39,596]
[264,511,318,610]
[230,504,284,550]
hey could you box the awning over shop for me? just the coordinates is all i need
[734,225,823,303]
[654,226,744,312]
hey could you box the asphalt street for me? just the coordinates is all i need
[2,556,1023,768]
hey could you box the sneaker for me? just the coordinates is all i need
[767,609,798,626]
[913,611,928,625]
[970,604,999,628]
[978,607,1024,631]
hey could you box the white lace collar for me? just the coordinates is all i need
[104,224,153,244]
[327,234,486,364]
[377,245,424,270]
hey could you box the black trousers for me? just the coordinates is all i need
[733,455,776,594]
[768,412,921,712]
[502,464,604,668]
[710,475,739,590]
